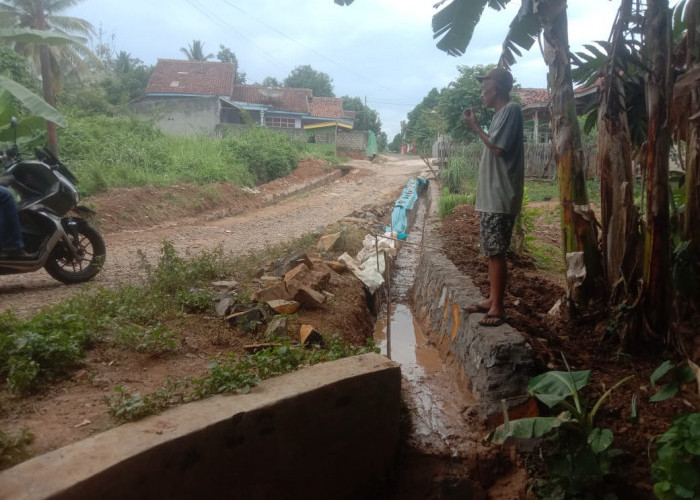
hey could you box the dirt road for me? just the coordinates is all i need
[0,155,427,316]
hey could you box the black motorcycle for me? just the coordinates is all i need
[0,118,106,284]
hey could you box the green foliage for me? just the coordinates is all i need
[439,146,480,194]
[109,336,379,422]
[57,114,254,194]
[438,187,474,218]
[0,309,90,393]
[489,359,633,499]
[0,46,39,93]
[437,64,496,143]
[649,361,696,403]
[180,39,213,61]
[222,126,300,184]
[105,379,189,423]
[113,324,180,355]
[0,428,33,470]
[284,64,334,97]
[652,413,700,500]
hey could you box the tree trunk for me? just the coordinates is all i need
[541,0,604,311]
[35,0,59,157]
[598,0,640,307]
[642,0,672,342]
[683,0,700,250]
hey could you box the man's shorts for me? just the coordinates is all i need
[479,212,516,256]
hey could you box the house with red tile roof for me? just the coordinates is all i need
[514,84,599,143]
[132,59,353,136]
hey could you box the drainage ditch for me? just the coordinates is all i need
[374,189,516,499]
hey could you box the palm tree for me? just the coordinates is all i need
[180,40,213,61]
[0,0,95,155]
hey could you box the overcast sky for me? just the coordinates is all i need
[67,0,621,138]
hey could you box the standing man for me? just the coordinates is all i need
[461,67,524,327]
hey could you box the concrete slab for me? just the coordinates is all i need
[0,354,401,500]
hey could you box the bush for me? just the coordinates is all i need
[652,413,700,500]
[223,126,300,183]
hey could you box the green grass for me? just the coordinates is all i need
[57,115,343,196]
[0,428,33,470]
[0,231,336,395]
[105,337,379,423]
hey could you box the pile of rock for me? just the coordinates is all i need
[210,249,348,347]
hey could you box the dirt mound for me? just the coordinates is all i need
[437,203,698,497]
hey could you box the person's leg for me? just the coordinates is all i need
[488,254,507,314]
[0,186,24,250]
[476,212,515,325]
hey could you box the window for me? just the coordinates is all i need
[265,116,295,128]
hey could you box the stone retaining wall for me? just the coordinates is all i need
[412,181,537,418]
[0,354,401,500]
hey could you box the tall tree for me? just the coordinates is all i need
[217,44,245,83]
[180,39,213,61]
[0,0,95,156]
[284,65,334,97]
[261,76,281,87]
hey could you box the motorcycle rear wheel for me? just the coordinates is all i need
[44,220,106,284]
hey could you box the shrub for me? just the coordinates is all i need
[223,126,300,183]
[652,413,700,500]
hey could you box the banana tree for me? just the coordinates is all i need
[642,0,673,342]
[0,0,95,156]
[0,74,66,145]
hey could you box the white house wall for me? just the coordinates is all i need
[131,96,220,136]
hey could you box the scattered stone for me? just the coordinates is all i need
[72,370,88,381]
[271,251,313,276]
[317,232,342,252]
[310,258,346,273]
[299,324,324,347]
[265,316,289,337]
[73,419,92,428]
[292,285,326,309]
[226,308,265,333]
[211,280,240,293]
[266,299,300,315]
[285,263,331,292]
[252,282,296,302]
[260,275,283,286]
[338,252,362,271]
[243,343,283,353]
[213,296,236,317]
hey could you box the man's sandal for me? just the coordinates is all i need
[478,313,509,327]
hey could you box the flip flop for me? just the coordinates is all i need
[478,313,509,327]
[465,304,489,313]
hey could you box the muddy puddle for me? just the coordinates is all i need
[373,194,500,499]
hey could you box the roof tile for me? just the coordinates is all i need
[232,85,312,113]
[146,59,236,96]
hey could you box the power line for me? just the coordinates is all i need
[184,0,289,71]
[216,0,415,101]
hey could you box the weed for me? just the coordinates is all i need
[0,428,33,470]
[113,324,180,355]
[488,356,632,499]
[652,413,700,500]
[109,336,379,423]
[438,188,475,218]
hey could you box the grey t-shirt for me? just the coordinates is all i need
[475,101,524,215]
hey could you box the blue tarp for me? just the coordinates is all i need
[387,177,427,239]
